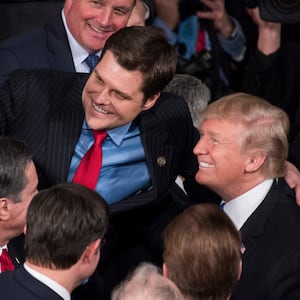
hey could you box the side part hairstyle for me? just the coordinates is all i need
[163,203,241,300]
[101,25,177,100]
[25,182,109,269]
[200,92,290,178]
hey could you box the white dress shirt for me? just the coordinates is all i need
[222,179,274,230]
[24,263,70,300]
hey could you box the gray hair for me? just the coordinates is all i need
[112,262,184,300]
[163,74,211,127]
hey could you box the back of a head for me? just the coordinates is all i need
[101,25,177,99]
[163,203,241,300]
[25,182,109,269]
[201,92,290,178]
[0,137,32,202]
[163,74,211,127]
[112,262,184,300]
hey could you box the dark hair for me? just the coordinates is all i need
[101,26,177,100]
[0,137,32,202]
[25,182,109,269]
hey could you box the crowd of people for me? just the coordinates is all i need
[0,0,300,299]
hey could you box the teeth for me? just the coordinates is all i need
[90,24,110,34]
[93,102,108,114]
[90,25,103,33]
[199,161,214,168]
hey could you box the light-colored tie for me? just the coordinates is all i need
[85,54,99,72]
[0,249,15,272]
[73,130,107,190]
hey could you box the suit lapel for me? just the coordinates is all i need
[240,180,283,261]
[46,15,76,72]
[45,75,87,184]
[139,110,173,199]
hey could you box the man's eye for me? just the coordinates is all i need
[114,8,129,16]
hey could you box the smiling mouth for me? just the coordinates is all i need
[199,161,214,168]
[90,24,112,34]
[92,102,108,114]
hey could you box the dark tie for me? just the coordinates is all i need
[220,201,226,210]
[73,130,107,190]
[85,54,99,72]
[0,249,15,272]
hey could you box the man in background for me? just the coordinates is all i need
[0,0,136,85]
[0,182,109,300]
[163,203,241,300]
[112,262,184,300]
[0,137,38,273]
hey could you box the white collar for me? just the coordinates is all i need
[0,244,8,255]
[24,263,70,300]
[222,179,273,230]
[61,9,101,73]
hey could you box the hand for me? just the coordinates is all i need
[285,161,300,206]
[246,7,281,55]
[196,0,235,39]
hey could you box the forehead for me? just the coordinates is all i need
[201,118,244,137]
[96,51,144,91]
[67,0,135,8]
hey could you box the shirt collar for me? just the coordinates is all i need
[223,179,274,230]
[83,119,133,146]
[61,9,101,71]
[24,263,70,300]
[0,245,8,255]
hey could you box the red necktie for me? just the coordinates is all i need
[196,25,206,53]
[73,130,107,190]
[0,249,15,272]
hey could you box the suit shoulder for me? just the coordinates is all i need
[6,69,88,89]
[153,92,192,121]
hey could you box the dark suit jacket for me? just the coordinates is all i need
[0,266,63,300]
[231,179,300,300]
[0,69,216,298]
[0,13,75,86]
[8,235,25,269]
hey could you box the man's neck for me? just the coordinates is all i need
[25,261,78,293]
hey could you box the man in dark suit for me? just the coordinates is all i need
[0,182,109,300]
[0,0,136,86]
[193,92,300,299]
[0,138,38,273]
[0,26,212,297]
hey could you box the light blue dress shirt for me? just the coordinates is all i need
[68,120,151,205]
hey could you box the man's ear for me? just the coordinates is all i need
[0,198,10,221]
[82,239,101,263]
[162,262,169,278]
[245,153,266,173]
[142,92,160,111]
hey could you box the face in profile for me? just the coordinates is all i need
[6,161,38,236]
[64,0,135,53]
[82,50,158,130]
[193,118,248,198]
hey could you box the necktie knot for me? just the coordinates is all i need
[85,54,99,72]
[72,130,107,190]
[93,130,107,146]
